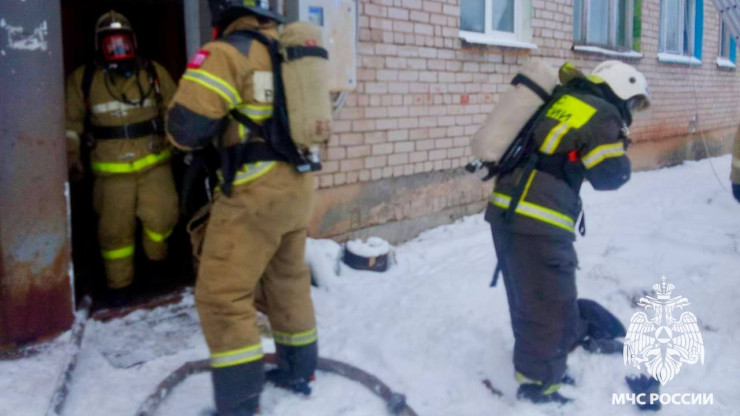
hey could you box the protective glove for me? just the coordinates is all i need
[733,183,740,203]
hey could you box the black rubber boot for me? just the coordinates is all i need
[266,342,318,396]
[516,384,573,405]
[211,360,263,416]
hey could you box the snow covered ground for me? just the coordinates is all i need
[2,156,740,416]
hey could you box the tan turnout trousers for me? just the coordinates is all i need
[195,162,316,358]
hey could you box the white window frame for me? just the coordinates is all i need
[459,0,536,49]
[574,0,635,51]
[717,19,736,68]
[659,0,696,57]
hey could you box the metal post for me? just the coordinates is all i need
[184,0,201,59]
[0,0,73,347]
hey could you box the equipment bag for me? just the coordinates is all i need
[470,59,559,172]
[279,22,333,150]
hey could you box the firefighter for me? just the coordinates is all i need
[166,1,318,414]
[65,11,178,306]
[486,61,650,404]
[732,125,740,202]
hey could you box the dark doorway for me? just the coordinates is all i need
[61,0,187,79]
[60,0,195,309]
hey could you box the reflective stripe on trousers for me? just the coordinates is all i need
[272,327,318,347]
[101,245,135,260]
[490,192,575,234]
[210,344,264,368]
[516,371,561,395]
[144,227,173,243]
[91,149,171,174]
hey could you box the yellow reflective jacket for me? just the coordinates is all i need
[167,15,280,187]
[65,60,176,176]
[168,16,276,151]
[486,86,631,240]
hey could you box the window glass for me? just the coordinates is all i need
[663,0,681,53]
[461,0,486,33]
[587,0,609,44]
[574,0,584,41]
[492,0,515,32]
[616,0,629,47]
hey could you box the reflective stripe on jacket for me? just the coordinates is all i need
[168,16,278,189]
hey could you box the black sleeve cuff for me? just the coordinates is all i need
[166,104,225,149]
[733,183,740,203]
[585,156,631,191]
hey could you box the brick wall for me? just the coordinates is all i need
[310,0,740,240]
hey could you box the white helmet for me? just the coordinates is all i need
[590,60,650,111]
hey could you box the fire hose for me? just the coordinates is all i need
[134,354,419,416]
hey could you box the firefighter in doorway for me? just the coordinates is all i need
[65,11,178,306]
[486,61,650,404]
[732,125,740,202]
[166,1,319,414]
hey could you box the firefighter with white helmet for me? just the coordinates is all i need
[485,60,650,404]
[65,11,178,306]
[166,0,330,414]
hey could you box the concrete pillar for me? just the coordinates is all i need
[0,0,73,347]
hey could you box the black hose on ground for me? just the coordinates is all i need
[46,296,93,416]
[134,354,419,416]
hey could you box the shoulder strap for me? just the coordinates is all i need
[145,60,163,113]
[511,73,551,102]
[82,63,96,132]
[221,31,256,56]
[82,63,96,110]
[284,45,329,61]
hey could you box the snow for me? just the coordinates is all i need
[2,156,740,416]
[345,237,392,258]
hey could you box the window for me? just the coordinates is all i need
[718,19,737,67]
[658,0,703,63]
[459,0,534,49]
[574,0,635,51]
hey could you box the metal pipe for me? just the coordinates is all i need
[0,0,74,347]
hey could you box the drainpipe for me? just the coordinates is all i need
[0,0,74,347]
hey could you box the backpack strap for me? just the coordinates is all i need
[145,60,163,113]
[81,63,96,133]
[511,73,551,102]
[283,45,328,61]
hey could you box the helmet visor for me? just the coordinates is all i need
[626,95,650,112]
[101,33,135,61]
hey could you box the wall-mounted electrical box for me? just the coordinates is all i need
[285,0,357,92]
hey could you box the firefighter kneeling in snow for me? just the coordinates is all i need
[65,11,178,306]
[166,1,331,414]
[486,61,650,404]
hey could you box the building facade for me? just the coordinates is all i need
[2,0,739,347]
[309,0,740,242]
